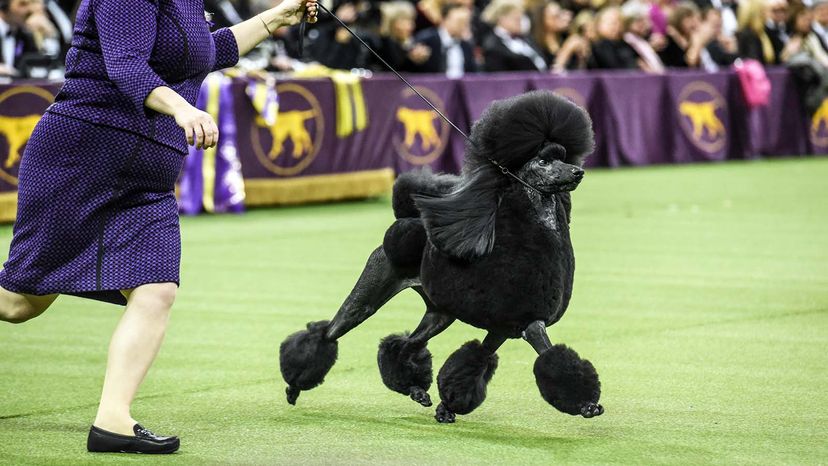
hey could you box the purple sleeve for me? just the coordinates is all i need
[95,0,167,114]
[212,28,240,71]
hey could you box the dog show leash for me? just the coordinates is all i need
[296,4,547,196]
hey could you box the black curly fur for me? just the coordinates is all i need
[392,169,459,219]
[437,340,499,415]
[377,333,433,395]
[534,344,601,415]
[466,90,594,172]
[383,218,427,276]
[279,321,338,404]
[410,91,592,261]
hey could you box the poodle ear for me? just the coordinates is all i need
[412,173,500,261]
[559,192,572,224]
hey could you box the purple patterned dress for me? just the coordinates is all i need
[0,0,239,305]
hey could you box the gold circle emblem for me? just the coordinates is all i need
[251,83,324,177]
[677,81,727,154]
[0,86,55,185]
[393,86,450,165]
[809,98,828,148]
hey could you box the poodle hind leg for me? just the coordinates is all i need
[523,320,603,418]
[378,293,454,407]
[434,333,507,423]
[280,246,414,405]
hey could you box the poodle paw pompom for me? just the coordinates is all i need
[279,320,339,405]
[435,402,456,423]
[533,344,601,416]
[409,386,432,407]
[436,340,499,419]
[377,333,433,405]
[580,402,604,418]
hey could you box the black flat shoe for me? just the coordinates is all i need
[87,424,180,454]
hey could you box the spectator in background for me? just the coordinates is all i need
[765,0,789,58]
[308,1,374,69]
[737,0,783,64]
[701,7,739,70]
[659,2,715,67]
[0,0,58,77]
[782,3,828,65]
[377,1,431,72]
[622,1,666,73]
[812,0,828,53]
[590,6,640,69]
[205,0,245,28]
[481,0,548,71]
[650,0,674,37]
[413,3,477,77]
[416,0,445,31]
[554,9,594,70]
[530,2,573,66]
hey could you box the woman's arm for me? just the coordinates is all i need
[145,87,219,150]
[229,0,318,57]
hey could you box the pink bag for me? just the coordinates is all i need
[733,58,771,108]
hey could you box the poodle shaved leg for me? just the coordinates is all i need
[378,307,455,407]
[523,320,603,418]
[435,333,507,423]
[280,246,413,405]
[326,246,417,340]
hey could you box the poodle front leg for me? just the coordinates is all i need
[434,333,507,423]
[377,307,455,407]
[523,320,603,418]
[279,246,414,405]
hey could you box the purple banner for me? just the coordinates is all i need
[1,70,826,205]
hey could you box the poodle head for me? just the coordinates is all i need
[515,143,585,194]
[413,91,594,261]
[465,90,594,174]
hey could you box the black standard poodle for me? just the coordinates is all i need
[279,91,603,423]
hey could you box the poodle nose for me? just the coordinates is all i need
[572,168,584,178]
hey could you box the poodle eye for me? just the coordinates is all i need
[538,159,548,166]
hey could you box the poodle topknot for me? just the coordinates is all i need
[465,90,595,173]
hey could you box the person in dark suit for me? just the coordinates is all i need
[589,6,639,69]
[0,0,40,76]
[481,0,547,72]
[413,3,477,77]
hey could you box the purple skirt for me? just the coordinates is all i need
[0,112,184,306]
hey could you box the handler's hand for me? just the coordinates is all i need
[174,105,218,150]
[278,0,319,26]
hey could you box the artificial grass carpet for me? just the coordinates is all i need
[1,158,826,465]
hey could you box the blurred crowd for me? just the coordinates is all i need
[3,0,828,78]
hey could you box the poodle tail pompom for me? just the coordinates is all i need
[382,218,427,276]
[437,340,499,415]
[534,344,601,415]
[377,333,433,404]
[279,320,338,405]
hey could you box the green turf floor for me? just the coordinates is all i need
[1,158,826,465]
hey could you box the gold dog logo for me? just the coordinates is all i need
[0,86,55,185]
[397,108,441,150]
[679,102,725,139]
[394,87,449,165]
[251,83,324,176]
[809,98,828,148]
[255,110,315,160]
[677,82,727,153]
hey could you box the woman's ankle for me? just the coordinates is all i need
[93,411,137,436]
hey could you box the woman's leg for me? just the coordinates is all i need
[92,282,177,435]
[0,287,58,323]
